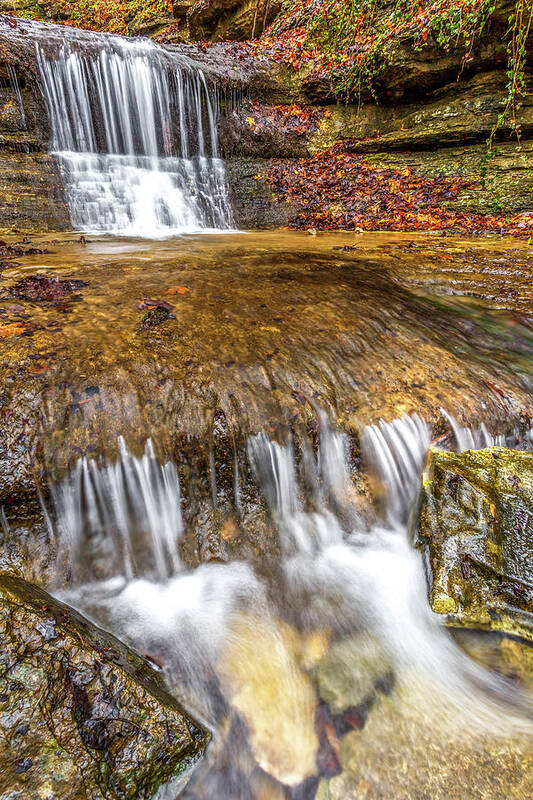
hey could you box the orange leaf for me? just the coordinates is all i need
[0,322,28,338]
[165,286,191,295]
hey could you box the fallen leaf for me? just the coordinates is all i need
[165,286,191,295]
[0,322,29,338]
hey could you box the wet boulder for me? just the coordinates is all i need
[418,447,533,642]
[0,574,208,799]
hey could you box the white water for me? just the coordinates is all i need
[51,437,182,583]
[35,31,233,236]
[49,412,532,766]
[361,413,430,523]
[6,63,26,129]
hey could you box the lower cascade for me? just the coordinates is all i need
[46,413,533,783]
[35,24,233,236]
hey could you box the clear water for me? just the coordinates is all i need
[1,219,532,796]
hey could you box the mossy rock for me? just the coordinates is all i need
[418,447,533,641]
[0,574,209,799]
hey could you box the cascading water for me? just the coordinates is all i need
[35,29,233,236]
[51,437,182,584]
[46,411,532,791]
[361,413,430,523]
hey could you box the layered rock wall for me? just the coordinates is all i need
[0,28,70,231]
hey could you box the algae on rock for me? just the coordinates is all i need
[418,447,533,642]
[0,574,209,800]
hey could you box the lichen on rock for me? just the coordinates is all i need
[417,446,533,642]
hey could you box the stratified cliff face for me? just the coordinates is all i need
[0,23,70,231]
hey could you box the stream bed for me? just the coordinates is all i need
[0,230,532,799]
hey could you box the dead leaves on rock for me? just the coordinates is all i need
[264,146,533,236]
[135,289,190,328]
[136,298,176,330]
[241,100,327,137]
[9,275,88,305]
[136,297,174,311]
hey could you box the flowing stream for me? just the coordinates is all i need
[0,15,532,798]
[35,26,232,235]
[0,213,531,798]
[0,227,531,798]
[47,411,533,798]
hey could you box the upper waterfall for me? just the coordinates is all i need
[34,26,233,236]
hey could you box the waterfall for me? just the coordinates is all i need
[361,414,430,523]
[47,412,532,759]
[51,437,182,584]
[35,31,233,236]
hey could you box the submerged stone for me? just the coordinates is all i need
[218,613,319,787]
[418,447,533,641]
[316,634,393,715]
[0,574,209,799]
[315,676,533,800]
[138,305,175,330]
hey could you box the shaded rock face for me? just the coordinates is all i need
[0,24,70,232]
[0,573,208,799]
[187,0,282,42]
[418,447,533,642]
[310,71,533,154]
[224,157,292,228]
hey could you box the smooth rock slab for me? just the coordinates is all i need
[0,574,208,800]
[418,447,533,641]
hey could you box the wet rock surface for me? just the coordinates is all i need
[316,635,394,715]
[452,628,533,694]
[418,447,533,642]
[1,231,533,506]
[0,573,209,799]
[315,676,533,800]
